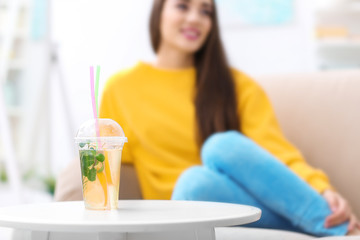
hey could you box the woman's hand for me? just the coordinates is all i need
[323,190,360,232]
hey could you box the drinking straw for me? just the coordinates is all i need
[95,66,100,116]
[90,66,101,149]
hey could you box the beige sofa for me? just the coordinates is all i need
[55,69,360,239]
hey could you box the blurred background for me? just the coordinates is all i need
[0,0,360,237]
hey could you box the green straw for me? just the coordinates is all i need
[90,66,101,148]
[95,66,100,117]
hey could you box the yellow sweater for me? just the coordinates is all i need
[100,61,331,199]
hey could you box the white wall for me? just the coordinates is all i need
[50,0,155,174]
[218,0,317,76]
[49,0,317,175]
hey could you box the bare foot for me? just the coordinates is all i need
[347,227,360,236]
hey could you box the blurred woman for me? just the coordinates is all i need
[99,0,359,236]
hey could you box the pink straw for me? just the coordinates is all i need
[90,66,101,148]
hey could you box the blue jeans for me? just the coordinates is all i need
[172,131,348,236]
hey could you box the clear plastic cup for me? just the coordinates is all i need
[74,118,127,210]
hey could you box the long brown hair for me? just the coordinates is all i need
[149,0,239,145]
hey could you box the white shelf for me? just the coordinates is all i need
[314,1,360,70]
[1,0,32,211]
[316,2,360,14]
[317,38,360,48]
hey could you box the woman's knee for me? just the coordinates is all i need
[201,130,256,169]
[172,166,219,200]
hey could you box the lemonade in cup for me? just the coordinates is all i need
[75,118,127,210]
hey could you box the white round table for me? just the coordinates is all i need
[0,200,261,240]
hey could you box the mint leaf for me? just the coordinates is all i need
[80,150,96,179]
[96,153,105,162]
[88,168,97,181]
[81,152,95,169]
[82,166,89,177]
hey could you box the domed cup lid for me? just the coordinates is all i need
[74,118,127,149]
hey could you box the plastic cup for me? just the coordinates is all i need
[74,118,127,210]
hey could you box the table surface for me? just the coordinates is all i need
[0,200,261,233]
